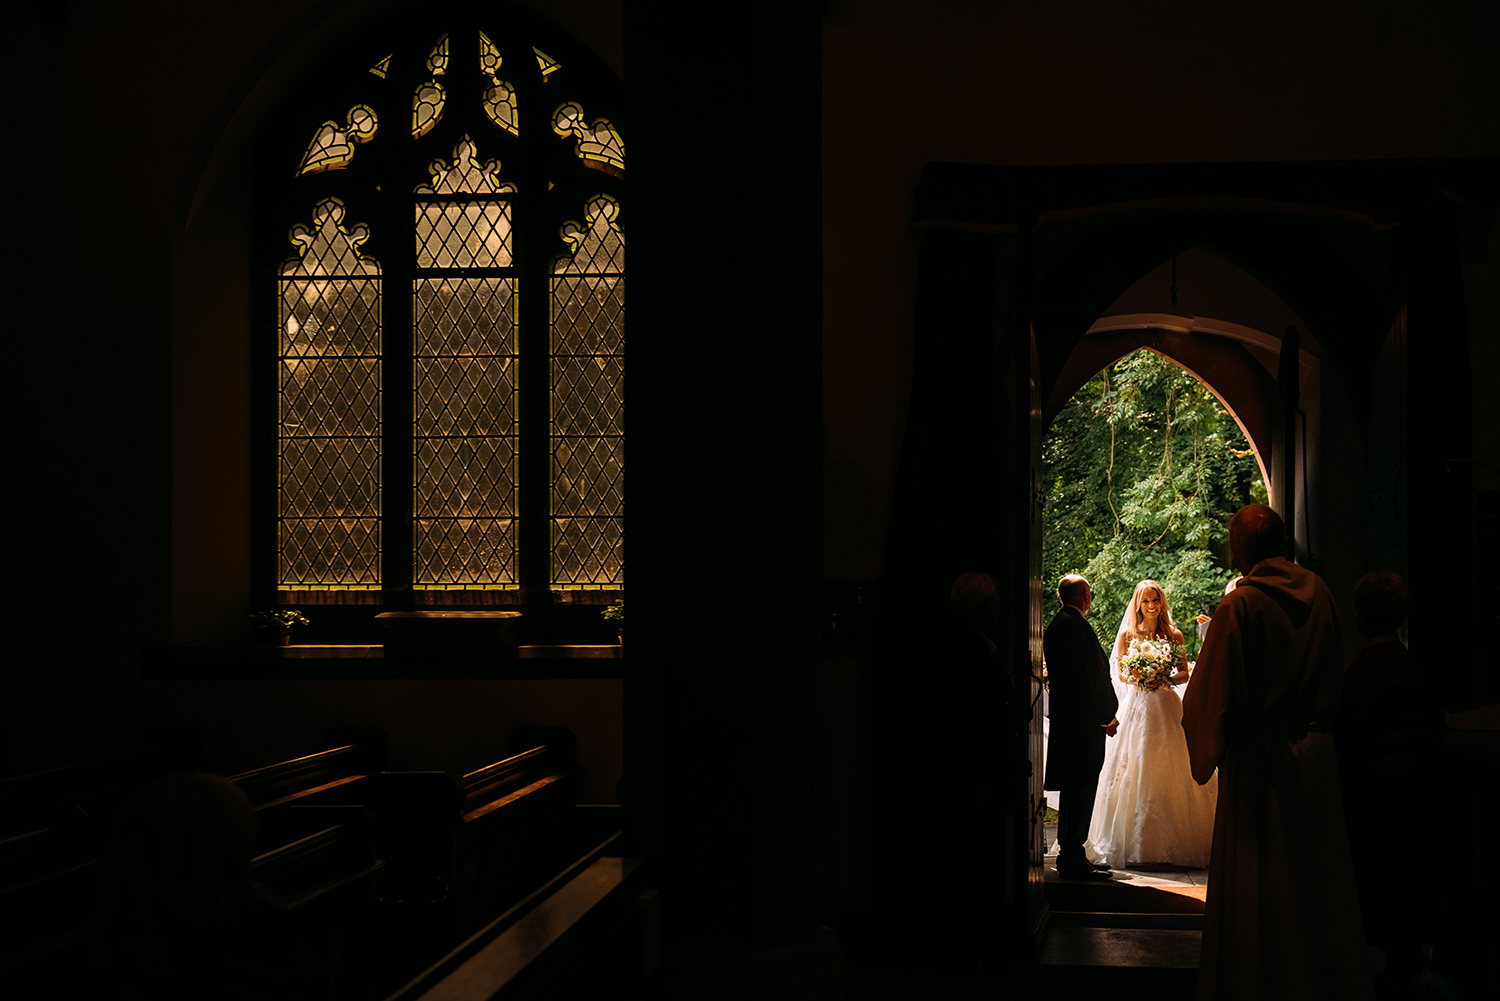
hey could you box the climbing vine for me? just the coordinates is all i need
[1042,349,1267,658]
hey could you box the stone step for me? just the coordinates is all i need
[1040,923,1200,969]
[1036,924,1200,998]
[1051,910,1204,931]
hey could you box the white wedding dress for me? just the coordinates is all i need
[1085,656,1219,869]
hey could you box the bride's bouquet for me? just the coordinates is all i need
[1119,637,1178,691]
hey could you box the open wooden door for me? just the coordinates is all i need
[1023,314,1049,948]
[1273,325,1301,557]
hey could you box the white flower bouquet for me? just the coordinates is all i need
[1119,636,1178,691]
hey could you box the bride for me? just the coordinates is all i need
[1085,579,1218,868]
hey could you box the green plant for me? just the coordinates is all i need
[600,600,625,625]
[1043,349,1262,650]
[252,609,311,630]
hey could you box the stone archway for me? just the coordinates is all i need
[887,158,1491,960]
[1047,327,1275,490]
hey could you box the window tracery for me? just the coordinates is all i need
[261,11,624,598]
[551,101,625,175]
[297,106,378,176]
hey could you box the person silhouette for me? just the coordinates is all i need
[1337,572,1436,995]
[1043,574,1119,881]
[88,771,328,1000]
[1182,505,1372,1000]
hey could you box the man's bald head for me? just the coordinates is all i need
[1229,504,1287,573]
[1058,574,1091,612]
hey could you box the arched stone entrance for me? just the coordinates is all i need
[879,158,1491,963]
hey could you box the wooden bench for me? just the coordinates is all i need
[0,732,201,980]
[228,728,387,812]
[366,740,580,991]
[382,833,653,1001]
[249,803,385,1001]
[229,736,390,999]
[228,731,595,996]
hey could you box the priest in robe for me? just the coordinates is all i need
[1182,505,1373,1001]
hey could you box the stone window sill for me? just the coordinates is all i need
[145,644,624,680]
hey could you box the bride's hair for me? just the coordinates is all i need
[1125,579,1179,638]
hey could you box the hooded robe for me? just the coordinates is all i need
[1182,557,1373,1001]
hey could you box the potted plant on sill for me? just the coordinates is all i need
[251,609,311,646]
[601,599,624,646]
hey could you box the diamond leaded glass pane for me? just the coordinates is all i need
[281,437,381,517]
[550,195,623,586]
[416,518,516,586]
[551,276,623,354]
[414,276,518,586]
[281,518,381,587]
[551,516,623,586]
[278,199,381,587]
[551,437,622,518]
[417,438,516,516]
[552,357,622,437]
[415,202,514,269]
[414,277,515,356]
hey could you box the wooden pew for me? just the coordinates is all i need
[226,732,591,997]
[229,737,389,1000]
[381,833,652,1001]
[366,741,580,992]
[249,803,385,1001]
[228,728,387,811]
[452,744,577,931]
[0,732,201,981]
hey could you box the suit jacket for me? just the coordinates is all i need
[1042,605,1118,790]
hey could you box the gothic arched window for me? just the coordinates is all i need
[256,8,623,604]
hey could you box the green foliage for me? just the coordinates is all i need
[601,599,625,625]
[1043,350,1264,660]
[251,609,310,629]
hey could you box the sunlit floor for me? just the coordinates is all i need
[1042,822,1209,894]
[1047,852,1210,891]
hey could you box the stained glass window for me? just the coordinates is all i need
[414,138,519,586]
[551,196,624,585]
[534,48,561,80]
[413,82,445,139]
[428,34,449,74]
[298,105,377,176]
[551,102,625,175]
[264,17,623,599]
[412,35,449,139]
[277,198,382,587]
[479,32,519,136]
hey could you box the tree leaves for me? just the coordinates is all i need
[1042,349,1264,658]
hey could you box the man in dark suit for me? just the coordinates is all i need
[1043,574,1119,880]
